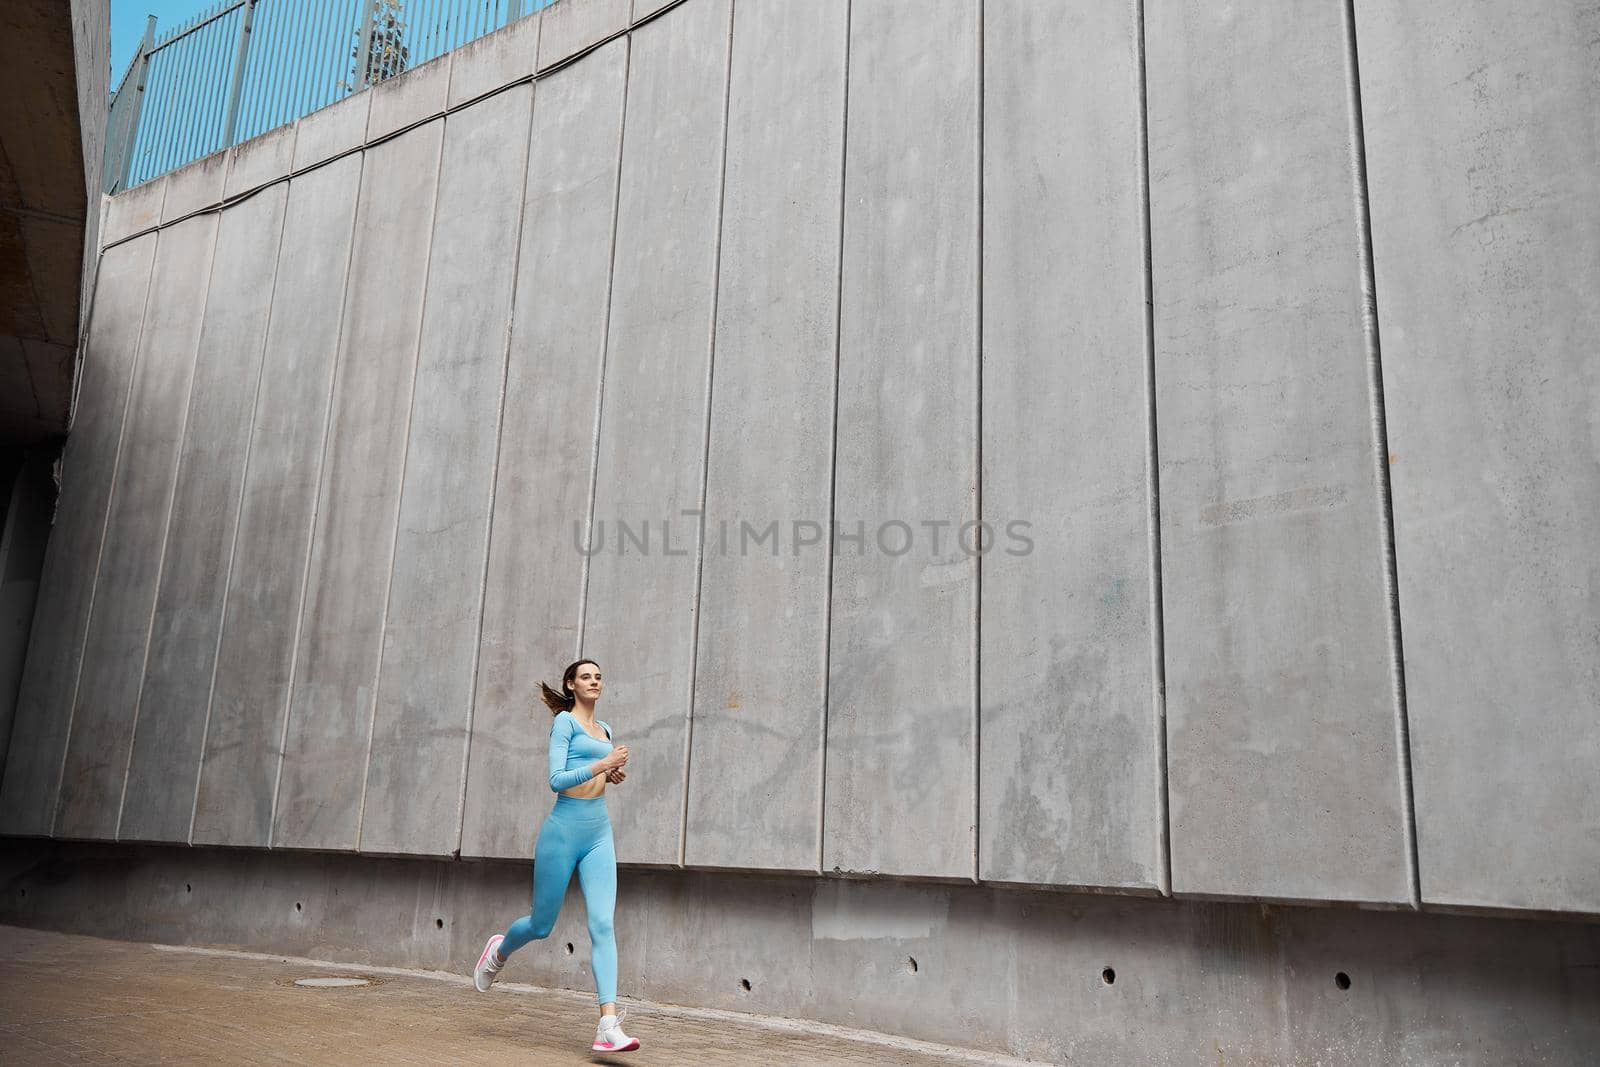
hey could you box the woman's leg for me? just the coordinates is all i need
[575,829,618,1007]
[501,811,578,956]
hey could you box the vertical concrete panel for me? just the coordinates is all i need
[359,87,534,857]
[119,186,288,843]
[272,125,442,852]
[460,41,627,861]
[0,236,154,836]
[194,157,363,847]
[825,0,978,879]
[584,0,731,866]
[978,0,1160,890]
[55,216,216,839]
[1147,0,1408,902]
[1356,3,1600,913]
[683,0,846,873]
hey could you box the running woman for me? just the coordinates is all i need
[472,659,639,1054]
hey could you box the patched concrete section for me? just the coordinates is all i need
[360,88,534,858]
[684,0,846,874]
[826,0,979,880]
[0,236,154,836]
[538,0,629,71]
[460,43,627,861]
[194,157,361,848]
[583,0,732,866]
[1357,2,1600,913]
[978,0,1161,892]
[5,842,1598,1064]
[1147,0,1409,902]
[292,92,370,170]
[274,125,442,853]
[55,216,216,840]
[223,124,296,200]
[120,186,287,844]
[447,11,541,108]
[367,54,452,142]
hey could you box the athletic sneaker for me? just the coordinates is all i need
[473,934,506,993]
[592,1009,640,1053]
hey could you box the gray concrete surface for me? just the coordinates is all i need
[460,41,626,861]
[55,217,214,840]
[276,125,442,853]
[978,0,1161,893]
[0,0,103,446]
[3,0,1595,939]
[119,186,286,844]
[1356,1,1600,915]
[0,236,153,836]
[683,0,846,874]
[0,924,1024,1067]
[1147,0,1409,903]
[193,158,360,848]
[582,0,732,867]
[0,455,54,777]
[4,841,1598,1065]
[539,0,630,71]
[448,7,541,108]
[361,87,533,858]
[826,0,978,880]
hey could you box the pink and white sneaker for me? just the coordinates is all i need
[473,934,505,993]
[592,1010,640,1052]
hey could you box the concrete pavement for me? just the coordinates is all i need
[0,924,1034,1065]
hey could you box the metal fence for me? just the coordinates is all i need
[105,0,558,193]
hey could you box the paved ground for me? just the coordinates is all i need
[0,925,1031,1065]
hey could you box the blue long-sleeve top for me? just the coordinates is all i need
[548,710,614,792]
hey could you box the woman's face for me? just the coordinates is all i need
[570,662,603,703]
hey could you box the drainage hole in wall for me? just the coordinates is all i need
[565,943,574,955]
[185,884,192,893]
[295,902,302,913]
[906,957,918,974]
[18,889,24,899]
[740,978,752,992]
[435,918,443,930]
[1335,972,1351,990]
[1102,967,1116,986]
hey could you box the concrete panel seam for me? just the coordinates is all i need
[264,153,370,848]
[113,213,226,839]
[353,128,449,853]
[679,0,740,871]
[1341,0,1420,910]
[47,235,161,837]
[191,178,297,847]
[815,0,853,877]
[451,83,541,857]
[1133,0,1173,898]
[971,0,984,887]
[577,35,633,657]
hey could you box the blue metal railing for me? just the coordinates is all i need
[105,0,556,193]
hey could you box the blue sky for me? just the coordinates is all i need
[112,0,208,84]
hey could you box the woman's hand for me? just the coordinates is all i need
[599,745,629,773]
[605,768,627,785]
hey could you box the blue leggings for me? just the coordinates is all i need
[500,794,618,1005]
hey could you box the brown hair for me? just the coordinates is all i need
[539,659,600,716]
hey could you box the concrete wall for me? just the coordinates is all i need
[1,0,1596,952]
[4,840,1599,1064]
